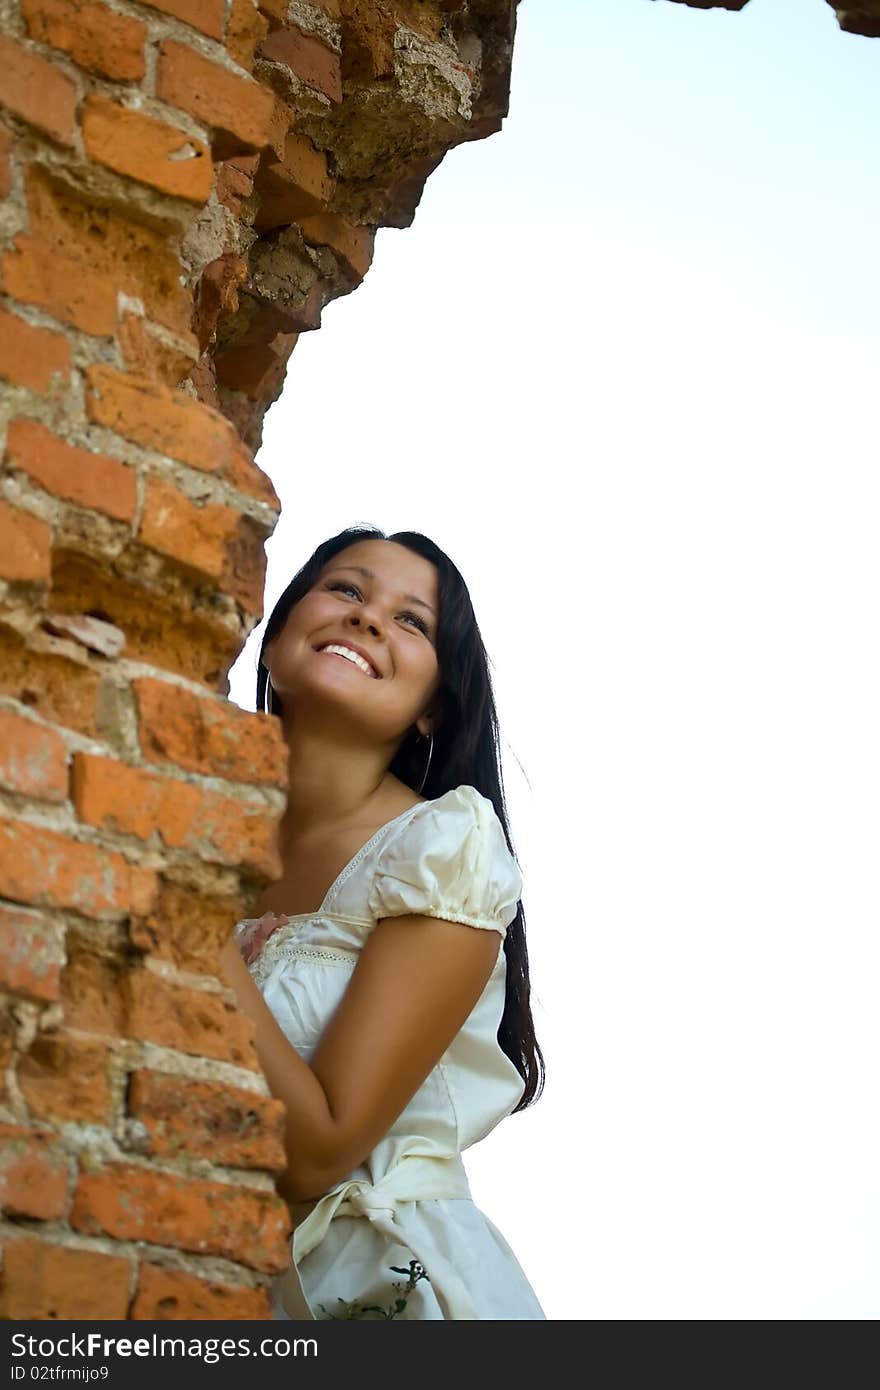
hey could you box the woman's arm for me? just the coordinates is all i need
[218,916,500,1202]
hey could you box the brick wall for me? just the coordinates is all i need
[668,0,880,37]
[0,0,874,1321]
[0,0,520,1320]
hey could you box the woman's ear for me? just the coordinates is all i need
[416,704,442,738]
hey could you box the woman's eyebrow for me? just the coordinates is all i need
[330,565,436,616]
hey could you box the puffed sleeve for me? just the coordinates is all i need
[367,785,523,938]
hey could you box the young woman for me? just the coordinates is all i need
[219,525,545,1320]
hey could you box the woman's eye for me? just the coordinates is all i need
[400,612,429,635]
[325,583,430,636]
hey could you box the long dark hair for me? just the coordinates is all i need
[256,525,544,1111]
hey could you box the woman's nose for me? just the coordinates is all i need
[348,607,381,636]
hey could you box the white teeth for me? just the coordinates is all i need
[319,644,376,677]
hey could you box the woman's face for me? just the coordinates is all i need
[265,539,442,744]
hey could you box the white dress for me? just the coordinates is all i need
[234,784,546,1321]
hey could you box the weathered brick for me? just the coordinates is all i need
[133,676,288,789]
[137,480,270,616]
[84,365,280,510]
[0,818,158,919]
[227,0,269,69]
[215,155,258,217]
[138,0,224,39]
[213,337,293,396]
[298,212,374,281]
[0,35,78,146]
[0,1235,132,1319]
[0,500,52,583]
[193,251,250,353]
[22,0,147,83]
[126,969,260,1067]
[18,1034,111,1122]
[0,708,68,802]
[60,945,125,1036]
[72,751,283,877]
[128,1070,286,1169]
[0,1124,70,1220]
[0,307,71,393]
[157,39,276,158]
[118,314,198,388]
[0,904,66,1001]
[50,551,240,691]
[71,1165,291,1272]
[5,418,137,524]
[82,96,213,204]
[25,166,193,337]
[259,25,343,102]
[138,475,242,580]
[254,131,334,229]
[132,1262,272,1320]
[0,623,101,738]
[129,879,249,976]
[0,235,118,337]
[0,128,11,200]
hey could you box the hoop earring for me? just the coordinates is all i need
[416,731,433,795]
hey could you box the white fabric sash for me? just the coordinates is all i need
[275,1153,478,1320]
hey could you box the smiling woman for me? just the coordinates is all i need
[218,525,545,1320]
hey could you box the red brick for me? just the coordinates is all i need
[134,676,287,788]
[298,212,374,280]
[0,500,51,583]
[60,945,126,1036]
[0,1124,69,1219]
[138,477,271,616]
[129,879,250,976]
[0,708,68,803]
[72,1165,291,1272]
[156,39,276,158]
[0,35,77,146]
[48,551,242,692]
[118,314,198,388]
[5,418,137,523]
[0,623,101,738]
[213,336,294,395]
[22,0,147,82]
[0,904,65,1001]
[226,0,269,69]
[128,1069,286,1169]
[138,475,242,580]
[25,166,193,337]
[82,96,213,204]
[18,1034,111,1122]
[72,752,283,877]
[0,307,70,393]
[84,364,279,510]
[138,0,224,39]
[193,251,250,353]
[0,1235,132,1319]
[0,817,158,919]
[132,1262,272,1319]
[126,967,260,1067]
[259,25,343,102]
[254,130,334,229]
[0,235,117,337]
[215,155,257,217]
[0,128,11,200]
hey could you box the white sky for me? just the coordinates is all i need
[228,0,880,1318]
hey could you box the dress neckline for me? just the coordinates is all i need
[255,794,434,924]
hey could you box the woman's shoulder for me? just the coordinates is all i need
[368,784,522,934]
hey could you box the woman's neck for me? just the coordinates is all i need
[276,720,401,840]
